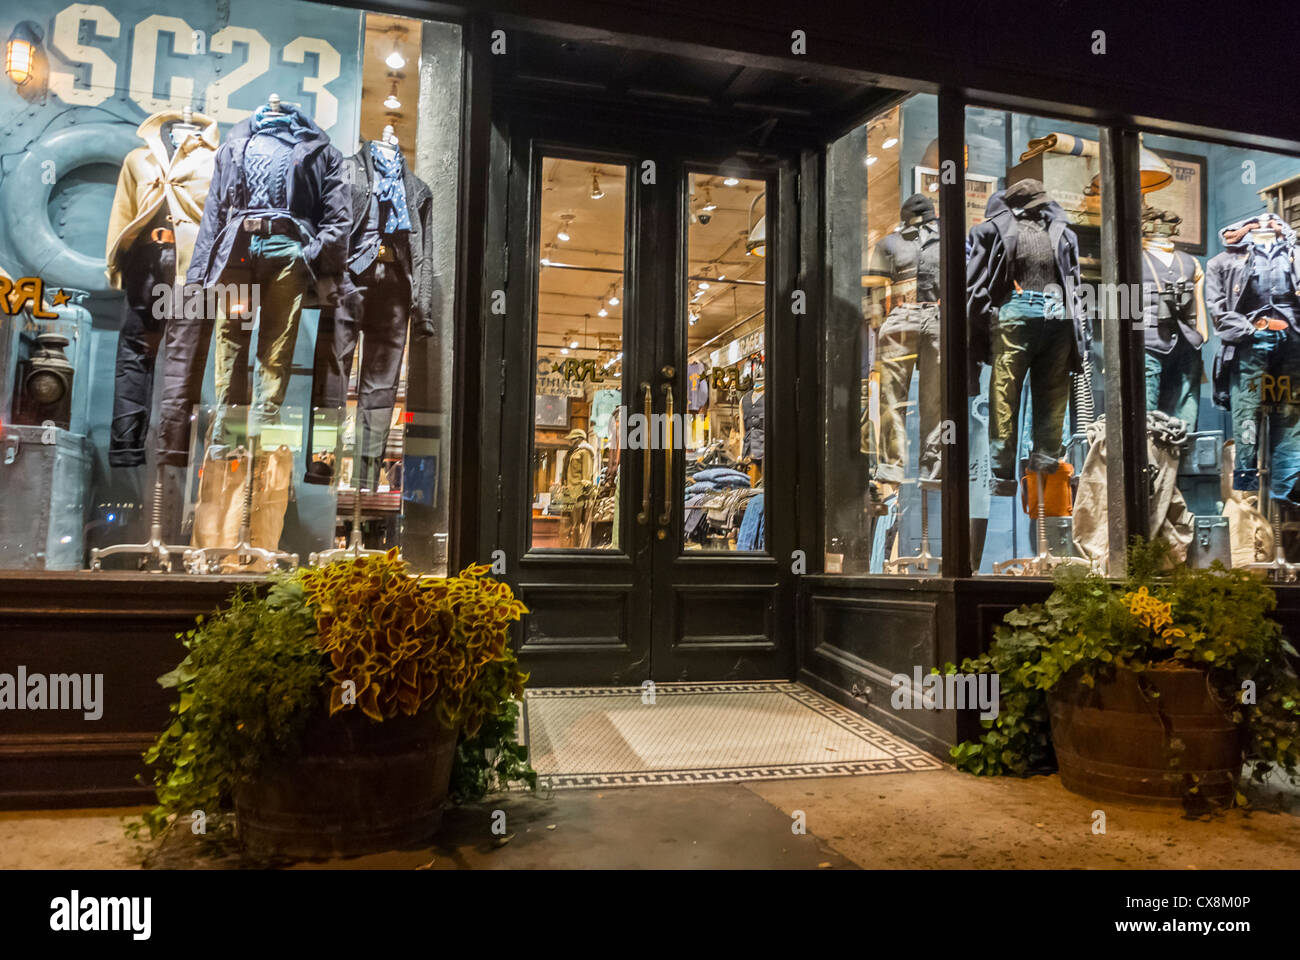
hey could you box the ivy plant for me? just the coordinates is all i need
[948,538,1300,805]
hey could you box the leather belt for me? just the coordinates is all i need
[149,227,175,244]
[241,217,296,237]
[1254,316,1289,332]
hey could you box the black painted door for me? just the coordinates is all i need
[496,105,797,685]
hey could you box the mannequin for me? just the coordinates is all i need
[966,177,1086,497]
[560,427,597,546]
[308,122,435,491]
[1141,206,1207,429]
[180,93,349,569]
[869,193,941,484]
[103,106,218,468]
[742,376,765,484]
[1206,211,1300,500]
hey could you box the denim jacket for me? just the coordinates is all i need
[1207,213,1300,407]
[965,191,1086,391]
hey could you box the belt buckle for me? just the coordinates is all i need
[244,217,265,235]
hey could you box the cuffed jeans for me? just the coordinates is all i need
[1228,328,1300,502]
[210,235,308,454]
[989,290,1073,487]
[876,302,942,482]
[308,258,411,489]
[1144,340,1202,431]
[110,241,175,467]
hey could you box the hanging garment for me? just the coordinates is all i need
[741,389,765,461]
[736,492,766,550]
[1072,413,1194,571]
[875,301,942,482]
[105,110,219,289]
[190,445,294,572]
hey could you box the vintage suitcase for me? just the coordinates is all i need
[0,424,90,569]
[1187,515,1230,568]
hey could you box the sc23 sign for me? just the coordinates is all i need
[45,3,344,131]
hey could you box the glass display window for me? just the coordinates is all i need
[1131,133,1300,577]
[824,92,943,574]
[0,1,461,574]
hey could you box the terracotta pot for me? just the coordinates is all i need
[234,708,458,859]
[1047,665,1243,806]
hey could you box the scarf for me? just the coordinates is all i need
[369,141,411,234]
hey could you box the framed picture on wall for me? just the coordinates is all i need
[914,167,998,232]
[1148,149,1207,255]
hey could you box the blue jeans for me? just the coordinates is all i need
[1144,340,1203,431]
[1228,328,1300,502]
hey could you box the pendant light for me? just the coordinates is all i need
[746,192,767,258]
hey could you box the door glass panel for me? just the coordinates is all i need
[529,157,627,550]
[683,172,769,552]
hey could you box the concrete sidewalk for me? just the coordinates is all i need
[3,766,1298,869]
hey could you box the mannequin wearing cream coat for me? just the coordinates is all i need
[104,109,219,288]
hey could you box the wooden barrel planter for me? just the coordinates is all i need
[233,708,459,859]
[1047,665,1244,806]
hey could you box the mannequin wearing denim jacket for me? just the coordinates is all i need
[1211,218,1300,500]
[966,179,1084,496]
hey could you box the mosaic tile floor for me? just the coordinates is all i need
[523,681,942,788]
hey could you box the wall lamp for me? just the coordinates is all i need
[6,22,42,87]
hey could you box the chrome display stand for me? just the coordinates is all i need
[993,470,1089,576]
[884,477,940,574]
[309,478,389,565]
[1243,415,1300,582]
[308,331,396,566]
[184,437,299,574]
[90,466,186,572]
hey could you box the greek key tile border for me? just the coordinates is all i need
[523,681,943,788]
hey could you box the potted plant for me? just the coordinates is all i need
[949,539,1300,809]
[133,551,530,858]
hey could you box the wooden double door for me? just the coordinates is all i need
[491,100,800,685]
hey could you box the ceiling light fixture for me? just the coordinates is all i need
[597,306,608,317]
[557,229,570,242]
[560,348,569,355]
[723,177,740,187]
[384,93,401,110]
[882,136,898,149]
[590,172,604,200]
[698,282,710,290]
[569,339,579,349]
[386,49,405,70]
[608,294,619,306]
[865,155,878,166]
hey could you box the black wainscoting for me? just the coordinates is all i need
[0,574,243,810]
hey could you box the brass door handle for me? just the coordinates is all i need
[658,382,673,528]
[637,381,652,525]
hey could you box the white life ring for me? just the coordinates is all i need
[1,122,141,293]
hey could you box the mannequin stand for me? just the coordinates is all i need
[884,478,939,574]
[308,330,398,566]
[992,470,1089,576]
[184,437,299,574]
[309,476,389,565]
[90,466,187,572]
[1242,415,1299,582]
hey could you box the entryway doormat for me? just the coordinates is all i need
[523,681,942,789]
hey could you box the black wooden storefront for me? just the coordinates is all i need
[7,0,1300,807]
